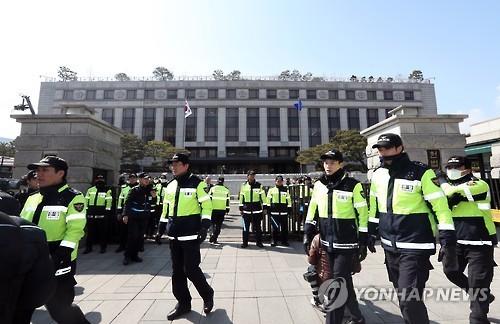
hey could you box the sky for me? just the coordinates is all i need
[1,0,499,140]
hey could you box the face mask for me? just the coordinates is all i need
[447,169,464,181]
[379,152,403,165]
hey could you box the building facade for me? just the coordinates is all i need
[37,78,437,174]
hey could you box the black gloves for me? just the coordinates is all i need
[490,234,498,246]
[358,245,368,262]
[434,171,448,186]
[367,235,377,253]
[155,222,167,245]
[303,233,313,256]
[447,192,467,208]
[53,246,73,274]
[438,245,458,271]
[198,228,208,244]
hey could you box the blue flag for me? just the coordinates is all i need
[294,100,303,111]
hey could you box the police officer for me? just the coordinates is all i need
[162,153,214,321]
[149,173,168,240]
[83,175,112,254]
[437,156,496,323]
[15,170,38,209]
[0,179,21,216]
[115,173,138,253]
[208,177,230,244]
[265,175,292,247]
[368,134,456,324]
[20,156,90,324]
[239,170,267,248]
[122,172,156,265]
[0,211,56,324]
[303,150,368,324]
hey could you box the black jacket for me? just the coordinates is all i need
[124,184,157,218]
[0,212,56,323]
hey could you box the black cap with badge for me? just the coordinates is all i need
[320,150,344,162]
[372,133,403,149]
[168,153,190,164]
[446,156,471,169]
[27,156,68,172]
[138,172,150,179]
[247,170,257,176]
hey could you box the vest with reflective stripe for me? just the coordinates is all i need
[239,181,266,213]
[209,184,230,211]
[265,186,291,214]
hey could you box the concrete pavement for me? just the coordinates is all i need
[31,205,500,323]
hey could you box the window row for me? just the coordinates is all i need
[64,89,415,101]
[183,147,299,159]
[101,107,390,146]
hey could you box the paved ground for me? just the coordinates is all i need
[32,204,500,323]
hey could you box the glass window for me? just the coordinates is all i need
[127,90,136,99]
[269,147,298,157]
[163,108,176,144]
[247,108,260,141]
[122,108,135,134]
[144,90,155,100]
[328,108,340,138]
[348,109,360,130]
[102,108,114,125]
[329,90,338,99]
[249,89,259,99]
[367,91,377,100]
[185,108,197,141]
[267,108,280,141]
[185,89,196,99]
[104,90,114,100]
[346,90,355,100]
[308,108,321,147]
[187,147,217,158]
[306,90,316,99]
[167,90,178,99]
[227,89,236,99]
[288,108,299,141]
[384,91,393,100]
[208,89,218,99]
[226,108,239,141]
[205,108,218,141]
[142,108,155,142]
[289,90,299,99]
[63,90,73,100]
[385,108,392,119]
[367,108,379,127]
[86,90,96,100]
[404,91,414,100]
[267,89,277,99]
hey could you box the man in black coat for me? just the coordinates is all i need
[0,211,56,324]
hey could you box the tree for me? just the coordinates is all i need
[57,66,77,81]
[301,72,312,81]
[290,70,302,81]
[296,130,368,171]
[408,70,424,82]
[226,70,241,80]
[153,67,174,81]
[350,75,358,82]
[115,73,131,81]
[0,142,15,157]
[278,70,291,81]
[213,69,225,80]
[311,76,325,82]
[121,133,144,164]
[144,140,186,168]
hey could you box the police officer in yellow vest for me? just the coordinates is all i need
[239,170,267,248]
[20,156,90,324]
[162,153,214,321]
[265,175,292,246]
[115,173,138,253]
[303,150,368,324]
[436,156,496,323]
[83,175,112,254]
[368,134,457,324]
[208,177,230,244]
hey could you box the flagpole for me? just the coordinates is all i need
[295,98,303,175]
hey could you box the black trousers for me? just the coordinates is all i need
[85,216,108,250]
[146,206,161,237]
[210,210,225,242]
[117,217,128,249]
[443,244,495,324]
[326,252,363,324]
[385,251,432,324]
[242,213,262,244]
[45,275,89,324]
[125,216,148,259]
[270,214,288,243]
[170,239,214,306]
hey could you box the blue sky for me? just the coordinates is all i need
[1,0,498,140]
